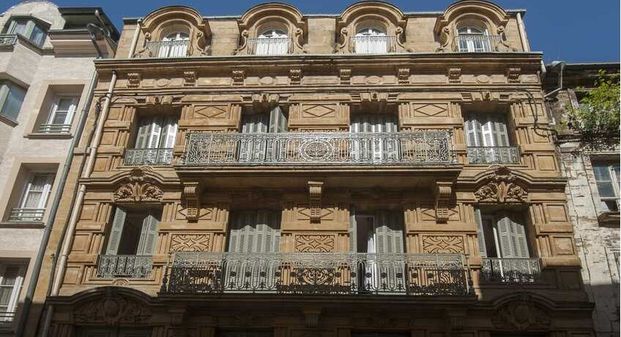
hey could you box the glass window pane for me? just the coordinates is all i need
[0,83,26,121]
[30,24,46,47]
[9,20,28,35]
[593,165,611,182]
[597,182,616,198]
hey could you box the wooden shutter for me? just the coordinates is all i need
[269,106,287,133]
[147,116,163,148]
[159,116,178,148]
[481,118,495,147]
[465,117,482,146]
[510,215,529,258]
[136,211,159,255]
[495,215,529,258]
[493,117,510,146]
[349,208,357,252]
[135,118,152,149]
[373,210,404,254]
[474,208,487,257]
[228,210,280,253]
[241,113,269,134]
[106,207,127,254]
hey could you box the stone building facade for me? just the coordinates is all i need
[0,1,117,336]
[544,62,620,337]
[26,1,597,337]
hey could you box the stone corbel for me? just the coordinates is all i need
[251,93,280,111]
[435,181,453,224]
[308,181,323,224]
[397,68,410,84]
[232,69,245,86]
[127,72,142,88]
[183,71,197,86]
[339,68,351,85]
[145,95,173,105]
[506,67,521,83]
[289,68,302,85]
[448,67,461,83]
[183,182,201,222]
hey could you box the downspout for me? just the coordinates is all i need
[516,12,530,52]
[127,19,142,58]
[14,69,100,337]
[38,70,117,337]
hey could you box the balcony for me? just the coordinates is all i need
[467,146,520,164]
[454,34,502,52]
[124,148,174,166]
[161,252,471,296]
[480,258,541,283]
[0,34,17,49]
[246,37,292,55]
[8,208,45,222]
[38,123,71,134]
[0,311,14,327]
[96,255,153,279]
[351,35,397,54]
[182,131,454,166]
[144,40,189,58]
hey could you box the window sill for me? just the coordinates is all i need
[0,114,18,127]
[25,132,73,139]
[598,211,620,227]
[0,221,45,228]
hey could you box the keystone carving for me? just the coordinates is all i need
[232,69,245,85]
[506,67,521,83]
[183,182,201,222]
[448,68,461,83]
[397,68,410,84]
[435,181,454,223]
[475,167,528,204]
[113,168,163,202]
[183,71,197,86]
[308,181,323,223]
[289,68,302,85]
[339,68,351,85]
[127,72,141,88]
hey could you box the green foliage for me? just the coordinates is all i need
[569,70,620,140]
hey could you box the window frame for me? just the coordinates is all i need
[105,206,162,256]
[475,209,531,259]
[46,95,79,126]
[0,263,27,322]
[134,115,178,149]
[18,173,54,211]
[5,17,48,47]
[592,160,620,213]
[0,81,27,123]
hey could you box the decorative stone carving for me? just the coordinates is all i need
[290,68,302,85]
[171,234,210,252]
[492,296,551,330]
[145,95,174,105]
[308,181,323,223]
[448,67,461,83]
[183,71,196,86]
[422,235,465,253]
[73,291,151,325]
[506,67,521,83]
[475,167,528,203]
[295,234,335,252]
[435,181,454,223]
[339,68,351,85]
[127,72,141,88]
[397,68,410,84]
[113,168,163,202]
[232,69,245,85]
[183,182,201,222]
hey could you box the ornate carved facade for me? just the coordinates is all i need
[24,2,596,337]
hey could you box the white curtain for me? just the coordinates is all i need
[255,30,289,55]
[354,28,388,54]
[159,32,189,57]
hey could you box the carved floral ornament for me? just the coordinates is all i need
[135,6,211,58]
[113,168,164,203]
[474,166,528,204]
[73,290,152,325]
[492,295,551,330]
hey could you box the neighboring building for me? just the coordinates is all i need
[0,1,117,336]
[26,1,597,337]
[545,62,620,337]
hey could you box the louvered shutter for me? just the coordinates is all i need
[481,119,495,147]
[136,212,159,255]
[465,118,482,147]
[147,117,163,148]
[373,210,404,254]
[349,210,357,252]
[135,119,152,149]
[159,116,178,148]
[268,106,287,133]
[474,208,487,257]
[106,207,127,255]
[510,215,529,258]
[228,210,280,253]
[241,113,269,134]
[493,118,510,147]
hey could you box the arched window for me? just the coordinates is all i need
[254,29,289,55]
[353,27,390,54]
[457,26,491,52]
[158,32,189,57]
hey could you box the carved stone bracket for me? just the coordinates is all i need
[475,166,528,204]
[308,181,323,223]
[448,67,461,83]
[127,72,142,88]
[183,182,202,222]
[232,69,245,85]
[145,95,174,105]
[113,168,163,202]
[289,68,302,85]
[397,68,410,84]
[435,181,454,223]
[183,71,197,86]
[339,68,351,85]
[250,93,280,111]
[506,67,521,83]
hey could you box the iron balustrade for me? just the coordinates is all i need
[467,146,520,164]
[351,35,397,54]
[454,34,502,52]
[246,37,292,55]
[8,208,45,222]
[144,40,189,58]
[96,255,153,279]
[0,34,17,48]
[38,124,71,134]
[182,131,455,166]
[480,257,541,283]
[161,252,471,296]
[124,148,174,166]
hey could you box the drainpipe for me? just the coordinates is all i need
[38,70,117,337]
[127,19,142,58]
[516,12,530,52]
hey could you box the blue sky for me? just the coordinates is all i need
[3,0,619,63]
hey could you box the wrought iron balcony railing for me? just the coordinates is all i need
[124,148,174,166]
[182,131,455,166]
[480,257,541,283]
[144,40,189,58]
[467,146,520,164]
[0,34,17,48]
[454,34,502,52]
[161,252,471,296]
[38,123,71,134]
[351,35,397,54]
[247,37,292,55]
[8,208,45,222]
[96,255,153,279]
